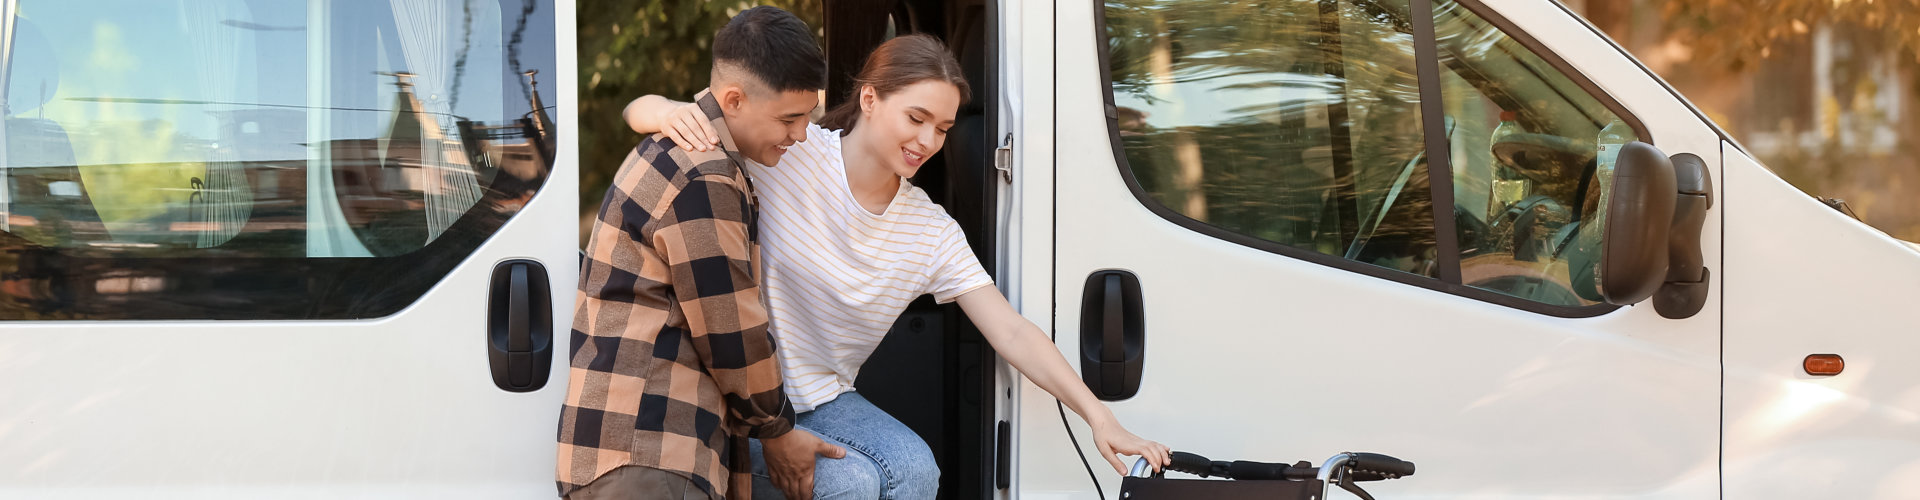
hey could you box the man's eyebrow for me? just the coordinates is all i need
[907,106,955,126]
[779,111,809,119]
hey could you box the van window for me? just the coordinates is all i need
[0,0,557,320]
[1103,0,1640,312]
[1433,0,1641,306]
[1104,0,1437,277]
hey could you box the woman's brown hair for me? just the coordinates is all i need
[818,33,970,133]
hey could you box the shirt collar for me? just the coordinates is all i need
[693,88,747,166]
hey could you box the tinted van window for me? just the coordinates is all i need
[0,0,556,319]
[1104,0,1642,312]
[1105,0,1436,276]
[1434,0,1642,306]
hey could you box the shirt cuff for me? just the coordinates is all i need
[934,280,996,304]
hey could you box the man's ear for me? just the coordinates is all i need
[716,84,749,115]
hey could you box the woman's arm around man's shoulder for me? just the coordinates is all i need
[626,95,720,152]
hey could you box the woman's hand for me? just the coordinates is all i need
[658,102,719,152]
[1090,418,1171,476]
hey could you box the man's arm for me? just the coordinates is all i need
[652,174,793,438]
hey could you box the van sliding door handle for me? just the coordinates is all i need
[1080,270,1144,401]
[489,260,553,392]
[1100,276,1126,390]
[508,265,531,352]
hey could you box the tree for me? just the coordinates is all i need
[1661,0,1920,73]
[576,0,821,242]
[1653,0,1920,240]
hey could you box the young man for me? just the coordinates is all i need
[559,7,843,500]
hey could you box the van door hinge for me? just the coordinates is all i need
[993,133,1013,184]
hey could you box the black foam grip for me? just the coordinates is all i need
[1226,460,1294,481]
[1348,453,1416,478]
[1167,451,1214,477]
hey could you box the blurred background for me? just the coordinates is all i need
[577,0,1920,242]
[575,0,819,243]
[1569,0,1920,241]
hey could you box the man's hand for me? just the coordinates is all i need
[761,430,846,500]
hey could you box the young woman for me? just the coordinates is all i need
[628,34,1169,500]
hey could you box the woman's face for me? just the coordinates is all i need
[861,80,961,179]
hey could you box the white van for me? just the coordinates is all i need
[3,0,1916,499]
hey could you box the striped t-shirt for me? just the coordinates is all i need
[745,123,994,412]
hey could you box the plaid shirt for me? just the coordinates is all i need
[559,90,795,499]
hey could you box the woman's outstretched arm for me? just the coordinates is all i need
[955,286,1172,475]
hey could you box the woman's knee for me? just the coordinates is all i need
[811,452,885,500]
[885,443,940,499]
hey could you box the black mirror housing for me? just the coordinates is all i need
[1654,153,1713,319]
[1598,141,1676,305]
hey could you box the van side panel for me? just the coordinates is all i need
[1003,0,1066,497]
[0,2,576,496]
[1025,1,1722,498]
[1722,143,1920,499]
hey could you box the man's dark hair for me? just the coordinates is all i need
[712,6,826,93]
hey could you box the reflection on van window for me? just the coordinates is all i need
[1105,0,1438,278]
[1433,0,1639,306]
[1106,0,1638,309]
[0,0,556,320]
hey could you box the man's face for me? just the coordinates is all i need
[720,86,819,166]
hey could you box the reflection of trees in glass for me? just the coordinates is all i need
[1429,0,1634,306]
[0,0,557,320]
[1105,0,1434,274]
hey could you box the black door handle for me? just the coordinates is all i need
[489,259,552,392]
[1080,270,1143,401]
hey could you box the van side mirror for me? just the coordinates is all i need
[1596,142,1713,319]
[1598,141,1675,305]
[1653,153,1712,319]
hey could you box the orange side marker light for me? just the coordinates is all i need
[1803,354,1844,376]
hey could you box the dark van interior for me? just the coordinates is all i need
[823,0,1006,498]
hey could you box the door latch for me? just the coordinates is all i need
[994,133,1013,184]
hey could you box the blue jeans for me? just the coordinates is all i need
[748,393,938,500]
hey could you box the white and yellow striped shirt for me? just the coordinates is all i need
[746,123,993,412]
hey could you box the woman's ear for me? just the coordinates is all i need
[860,85,878,115]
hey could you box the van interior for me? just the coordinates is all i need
[822,0,1007,498]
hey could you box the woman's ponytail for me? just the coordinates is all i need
[816,33,970,134]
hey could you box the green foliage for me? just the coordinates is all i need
[575,0,821,232]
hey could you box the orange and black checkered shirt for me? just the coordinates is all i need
[558,90,794,500]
